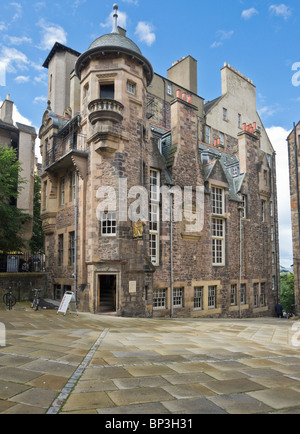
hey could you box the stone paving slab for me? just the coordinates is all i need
[248,387,300,410]
[0,305,300,414]
[208,393,273,414]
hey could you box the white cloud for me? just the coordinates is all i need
[258,103,281,118]
[267,126,293,268]
[3,35,32,46]
[241,8,259,20]
[121,0,139,4]
[12,104,32,125]
[15,75,30,83]
[211,30,234,48]
[135,22,156,46]
[37,19,67,50]
[33,95,47,104]
[0,22,7,31]
[269,4,292,19]
[10,2,22,23]
[0,46,30,76]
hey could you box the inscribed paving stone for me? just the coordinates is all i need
[204,378,266,395]
[0,355,35,367]
[248,387,300,410]
[73,379,118,393]
[27,374,69,391]
[113,376,170,390]
[250,375,300,389]
[162,383,216,399]
[162,397,227,414]
[1,403,46,414]
[272,364,300,375]
[17,360,76,377]
[165,362,211,374]
[241,367,282,378]
[198,367,248,381]
[8,388,58,409]
[124,365,177,378]
[208,393,273,414]
[0,367,42,383]
[62,391,114,412]
[97,402,170,414]
[162,372,213,385]
[108,387,174,406]
[206,361,247,371]
[0,380,30,399]
[238,358,283,369]
[81,367,132,380]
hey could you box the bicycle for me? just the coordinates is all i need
[3,288,17,310]
[31,289,41,311]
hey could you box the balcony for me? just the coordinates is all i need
[88,98,124,125]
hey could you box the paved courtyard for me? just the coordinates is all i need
[0,303,300,414]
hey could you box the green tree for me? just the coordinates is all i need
[30,174,44,254]
[280,272,295,314]
[0,147,29,252]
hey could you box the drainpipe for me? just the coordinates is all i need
[170,191,174,319]
[238,204,243,319]
[293,123,300,249]
[74,171,78,308]
[294,123,300,313]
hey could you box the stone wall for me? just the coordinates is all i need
[0,273,48,304]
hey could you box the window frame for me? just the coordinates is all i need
[60,177,65,206]
[211,186,225,266]
[230,284,237,306]
[127,80,136,95]
[101,211,117,237]
[194,286,203,310]
[153,288,167,310]
[208,285,217,309]
[173,287,184,308]
[68,231,75,266]
[149,169,160,266]
[58,234,64,267]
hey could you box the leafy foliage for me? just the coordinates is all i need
[280,272,295,314]
[0,147,29,252]
[29,174,44,254]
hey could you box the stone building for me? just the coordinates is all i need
[0,95,36,271]
[39,5,279,317]
[287,121,300,315]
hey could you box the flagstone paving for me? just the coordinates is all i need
[0,303,300,414]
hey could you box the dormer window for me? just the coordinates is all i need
[201,152,214,165]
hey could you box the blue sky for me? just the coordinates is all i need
[0,0,299,267]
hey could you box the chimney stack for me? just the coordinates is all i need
[1,94,14,125]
